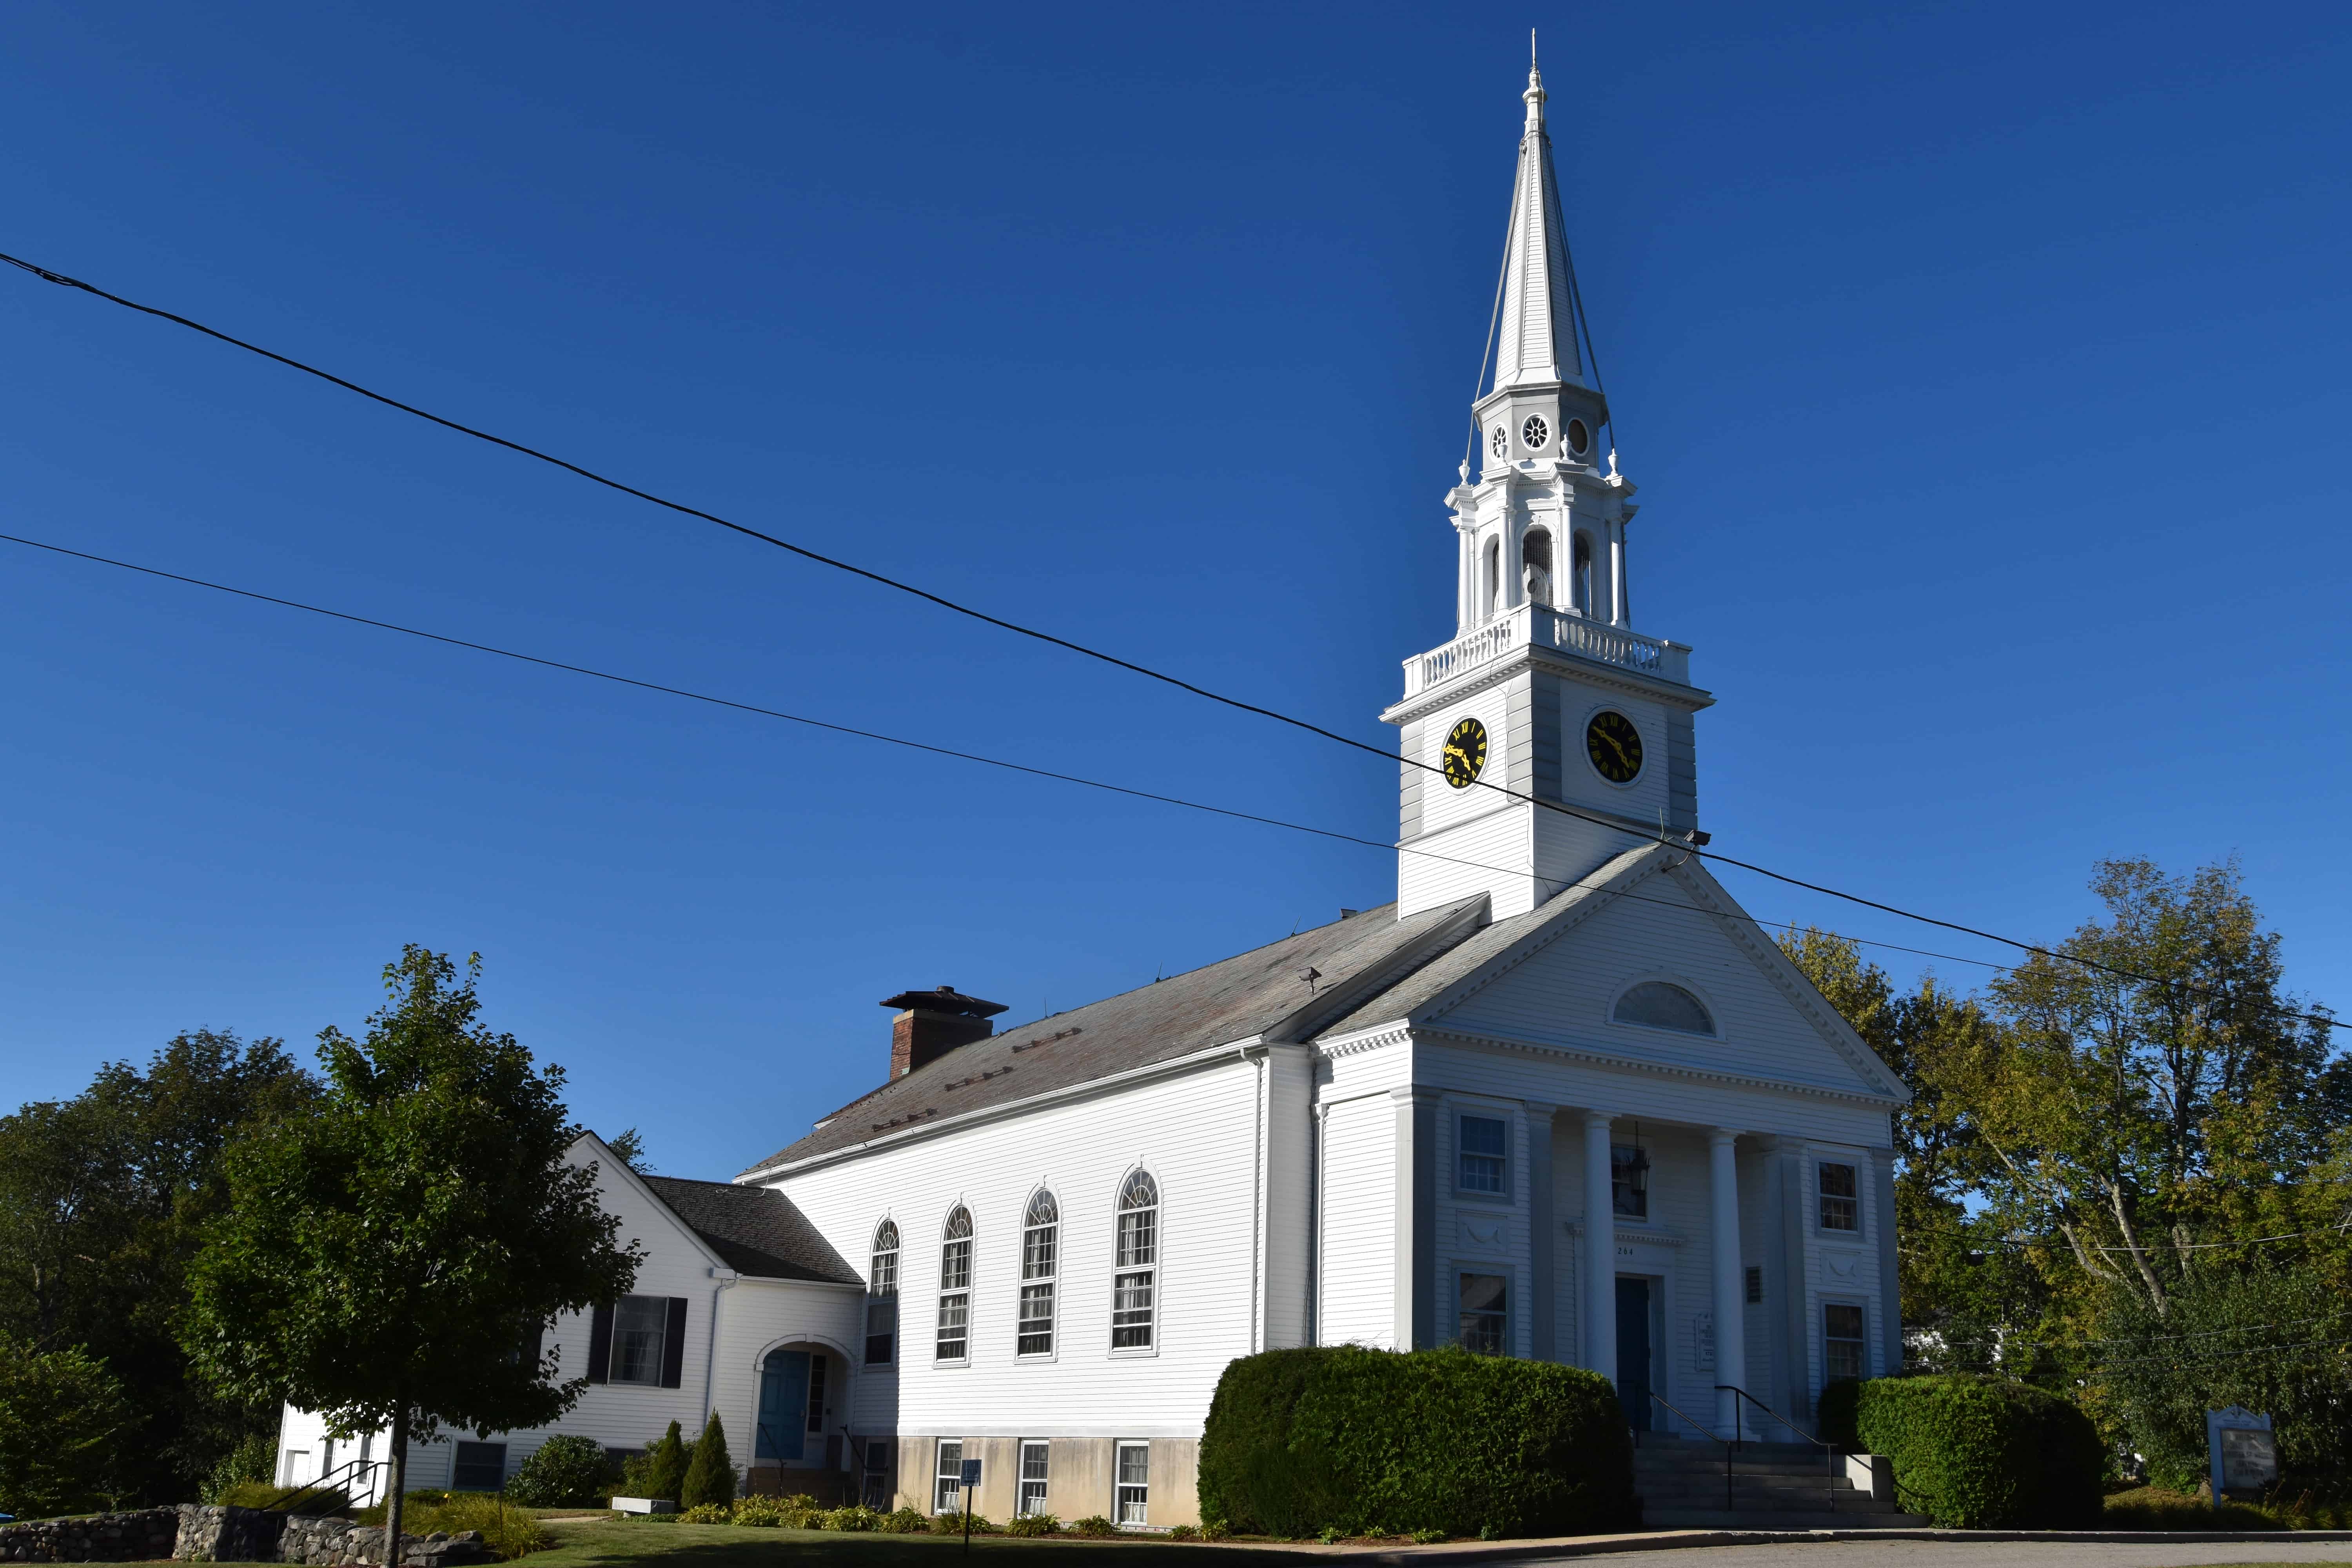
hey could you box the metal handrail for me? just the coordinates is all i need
[1715,1385,1836,1514]
[262,1455,389,1514]
[1644,1390,1735,1513]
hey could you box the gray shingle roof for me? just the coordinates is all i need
[640,1174,862,1285]
[737,897,1490,1178]
[1310,845,1667,1038]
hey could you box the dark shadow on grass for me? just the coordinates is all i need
[530,1523,1327,1568]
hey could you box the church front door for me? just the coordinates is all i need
[1615,1278,1653,1432]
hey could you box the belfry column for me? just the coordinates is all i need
[1582,1111,1616,1385]
[1709,1129,1749,1438]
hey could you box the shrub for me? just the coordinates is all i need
[1198,1345,1637,1540]
[0,1336,133,1519]
[356,1491,549,1557]
[730,1495,786,1527]
[215,1480,351,1515]
[680,1414,736,1510]
[201,1432,281,1504]
[928,1510,994,1535]
[2101,1486,2274,1531]
[1196,1522,1229,1541]
[1854,1374,2103,1528]
[1067,1515,1117,1537]
[678,1503,731,1523]
[1165,1523,1196,1541]
[1006,1513,1060,1537]
[1409,1528,1446,1544]
[823,1505,881,1532]
[624,1422,690,1502]
[507,1436,617,1508]
[878,1507,930,1534]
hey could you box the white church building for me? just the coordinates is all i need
[276,54,1907,1531]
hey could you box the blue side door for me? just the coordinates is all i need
[756,1350,809,1462]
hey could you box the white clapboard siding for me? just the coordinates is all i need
[273,1138,858,1494]
[1414,683,1514,837]
[1399,803,1532,920]
[1552,684,1675,830]
[771,1052,1266,1441]
[1434,869,1896,1106]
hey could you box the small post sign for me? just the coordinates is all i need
[960,1459,982,1552]
[2206,1407,2277,1507]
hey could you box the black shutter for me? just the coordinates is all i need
[659,1296,689,1389]
[523,1319,546,1376]
[586,1302,615,1384]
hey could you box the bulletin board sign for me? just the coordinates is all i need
[2206,1406,2277,1505]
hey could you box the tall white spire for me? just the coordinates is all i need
[1491,38,1586,391]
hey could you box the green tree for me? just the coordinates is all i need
[680,1412,735,1508]
[0,1334,134,1517]
[0,1030,319,1500]
[640,1420,688,1502]
[180,947,640,1552]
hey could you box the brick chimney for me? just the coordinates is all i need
[883,985,1008,1080]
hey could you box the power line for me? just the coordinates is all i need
[0,527,1817,948]
[1,249,2338,1035]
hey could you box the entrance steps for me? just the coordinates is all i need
[1632,1432,1929,1531]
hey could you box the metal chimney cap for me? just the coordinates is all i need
[880,985,1008,1018]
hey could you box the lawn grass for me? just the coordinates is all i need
[529,1520,1321,1568]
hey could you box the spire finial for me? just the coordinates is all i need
[1531,27,1538,68]
[1523,31,1547,125]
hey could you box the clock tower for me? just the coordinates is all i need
[1384,51,1714,920]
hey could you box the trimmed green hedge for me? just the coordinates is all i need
[1851,1374,2103,1528]
[1198,1346,1637,1539]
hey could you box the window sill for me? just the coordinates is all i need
[932,1357,970,1369]
[1016,1350,1058,1363]
[1107,1345,1160,1359]
[1452,1191,1515,1207]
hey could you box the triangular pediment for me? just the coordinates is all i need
[1323,844,1906,1104]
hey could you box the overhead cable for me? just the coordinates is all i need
[0,250,2337,1034]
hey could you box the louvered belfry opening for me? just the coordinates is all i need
[882,984,1008,1080]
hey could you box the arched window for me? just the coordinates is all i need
[1481,539,1502,619]
[936,1207,973,1362]
[1111,1171,1160,1350]
[865,1221,900,1365]
[1613,981,1715,1036]
[1522,528,1553,608]
[1571,531,1594,614]
[1018,1191,1059,1356]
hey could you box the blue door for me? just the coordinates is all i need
[1615,1278,1653,1432]
[756,1350,809,1462]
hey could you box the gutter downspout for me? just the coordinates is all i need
[702,1268,739,1423]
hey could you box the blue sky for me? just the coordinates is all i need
[3,1,2346,1177]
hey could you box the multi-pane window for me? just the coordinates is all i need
[1017,1440,1050,1517]
[936,1208,973,1361]
[611,1295,671,1386]
[1457,1114,1506,1196]
[1458,1272,1506,1354]
[452,1442,506,1492]
[805,1354,827,1434]
[1114,1443,1150,1526]
[1112,1171,1159,1350]
[1019,1190,1058,1356]
[1824,1303,1867,1383]
[933,1439,964,1514]
[1818,1162,1859,1232]
[867,1221,900,1365]
[1610,1145,1649,1220]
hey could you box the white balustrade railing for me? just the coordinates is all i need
[1402,603,1690,696]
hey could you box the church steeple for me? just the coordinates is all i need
[1381,52,1712,922]
[1493,40,1586,392]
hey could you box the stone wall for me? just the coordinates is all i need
[0,1508,179,1563]
[172,1507,488,1568]
[0,1506,490,1567]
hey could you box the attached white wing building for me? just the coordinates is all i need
[278,53,1907,1530]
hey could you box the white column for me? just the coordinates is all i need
[1457,524,1476,633]
[1709,1129,1748,1439]
[1582,1111,1617,1390]
[1609,523,1629,626]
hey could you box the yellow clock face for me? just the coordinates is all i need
[1585,710,1644,784]
[1442,717,1488,789]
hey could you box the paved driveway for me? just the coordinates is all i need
[1546,1542,2352,1568]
